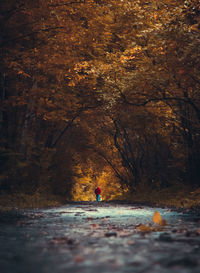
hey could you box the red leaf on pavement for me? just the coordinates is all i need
[74,255,84,263]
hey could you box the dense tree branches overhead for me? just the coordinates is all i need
[0,0,200,197]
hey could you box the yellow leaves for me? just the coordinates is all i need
[67,61,96,86]
[138,224,154,232]
[74,61,90,71]
[120,55,135,63]
[104,31,112,38]
[152,211,162,224]
[103,13,114,24]
[137,211,167,233]
[120,46,142,64]
[9,62,32,78]
[95,62,111,73]
[189,24,200,32]
[130,46,142,53]
[68,74,87,86]
[137,224,163,232]
[68,80,76,87]
[153,211,167,226]
[152,46,164,55]
[17,70,31,78]
[153,14,158,20]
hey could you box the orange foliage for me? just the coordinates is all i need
[153,211,167,226]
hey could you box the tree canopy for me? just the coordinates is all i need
[0,0,200,201]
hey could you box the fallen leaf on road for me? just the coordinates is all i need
[52,237,68,245]
[85,217,95,221]
[137,224,163,232]
[74,255,84,263]
[91,224,99,229]
[127,240,135,245]
[153,211,162,224]
[118,231,134,237]
[153,211,167,226]
[51,237,75,245]
[138,224,153,232]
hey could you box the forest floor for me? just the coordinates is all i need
[0,202,200,273]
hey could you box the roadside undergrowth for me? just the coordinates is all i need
[1,184,200,211]
[0,192,66,211]
[126,184,200,209]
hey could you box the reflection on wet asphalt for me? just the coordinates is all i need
[0,202,200,273]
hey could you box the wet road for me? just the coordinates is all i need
[0,202,200,273]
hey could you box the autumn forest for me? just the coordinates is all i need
[0,0,200,206]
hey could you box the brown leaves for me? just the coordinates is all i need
[190,188,200,195]
[91,223,99,229]
[17,70,31,78]
[85,217,95,221]
[74,255,84,263]
[127,240,135,245]
[51,237,75,245]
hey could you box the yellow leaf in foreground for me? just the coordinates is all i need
[138,224,153,232]
[137,224,164,232]
[153,211,167,226]
[153,211,162,224]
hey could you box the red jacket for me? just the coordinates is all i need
[95,187,101,195]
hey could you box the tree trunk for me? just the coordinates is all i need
[20,79,37,159]
[0,72,6,134]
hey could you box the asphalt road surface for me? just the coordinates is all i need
[0,202,200,273]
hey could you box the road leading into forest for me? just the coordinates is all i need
[0,202,200,273]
